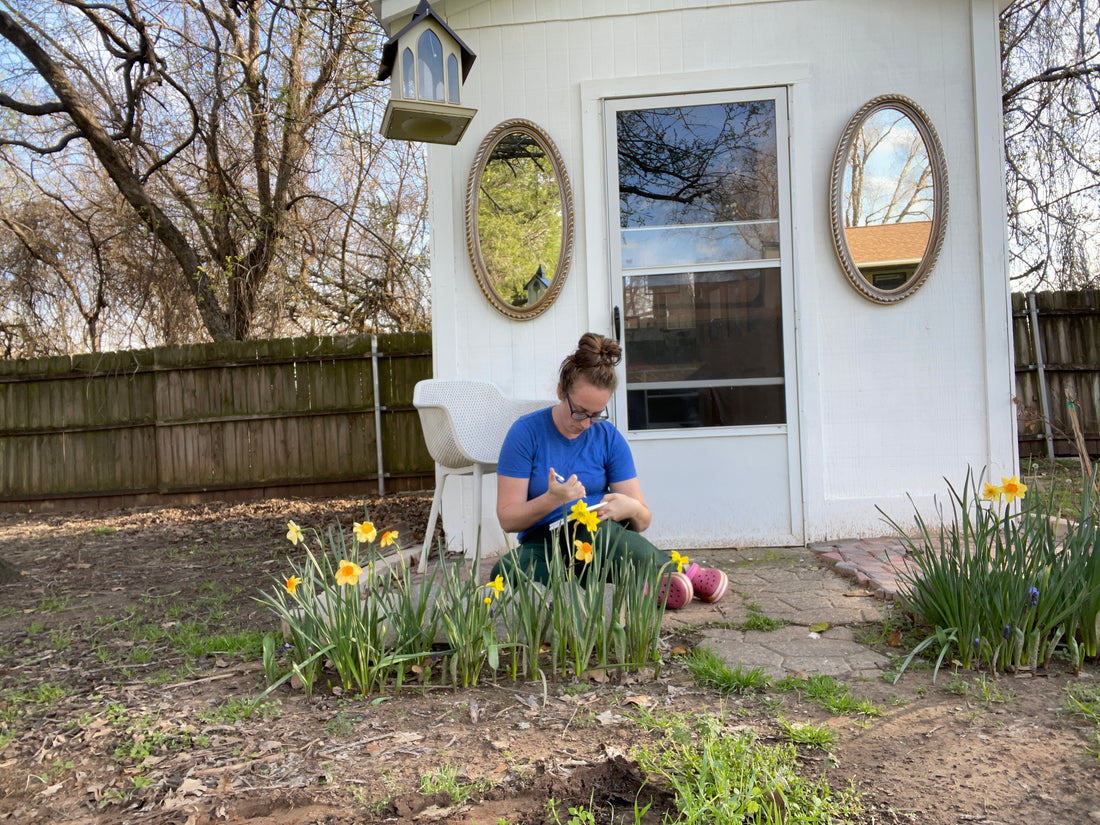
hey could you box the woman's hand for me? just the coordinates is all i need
[604,478,652,532]
[593,492,635,524]
[548,468,586,503]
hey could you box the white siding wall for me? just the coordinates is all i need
[377,0,1017,546]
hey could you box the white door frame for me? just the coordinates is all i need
[580,68,808,547]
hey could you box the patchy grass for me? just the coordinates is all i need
[1021,457,1094,520]
[682,646,772,695]
[777,717,837,750]
[418,763,492,806]
[634,712,864,823]
[775,673,883,718]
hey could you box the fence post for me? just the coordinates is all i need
[1027,291,1055,460]
[371,334,385,496]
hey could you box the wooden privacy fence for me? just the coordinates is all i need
[0,333,434,511]
[1013,290,1100,459]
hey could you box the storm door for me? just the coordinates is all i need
[605,88,801,547]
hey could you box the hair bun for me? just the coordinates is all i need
[575,332,621,368]
[558,333,622,394]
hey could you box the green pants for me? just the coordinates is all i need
[490,519,671,586]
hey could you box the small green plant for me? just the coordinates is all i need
[197,697,280,725]
[682,646,772,695]
[775,673,882,717]
[1067,681,1100,725]
[110,711,198,763]
[737,597,790,632]
[944,674,1012,704]
[418,763,488,805]
[777,717,837,750]
[634,712,863,823]
[739,611,790,632]
[35,594,70,613]
[1067,681,1100,757]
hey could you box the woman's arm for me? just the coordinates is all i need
[601,477,652,532]
[497,470,586,534]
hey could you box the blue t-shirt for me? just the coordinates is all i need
[497,407,637,540]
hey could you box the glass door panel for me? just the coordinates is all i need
[611,93,786,432]
[624,268,785,429]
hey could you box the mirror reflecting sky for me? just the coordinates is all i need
[842,108,933,227]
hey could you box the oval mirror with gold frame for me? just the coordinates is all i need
[465,119,574,319]
[828,94,949,304]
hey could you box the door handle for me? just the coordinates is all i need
[613,306,621,342]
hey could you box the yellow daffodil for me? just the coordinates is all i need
[286,520,303,546]
[981,482,1003,501]
[574,540,594,564]
[569,500,600,533]
[354,521,377,544]
[482,574,505,605]
[670,551,690,574]
[380,530,399,548]
[285,575,302,595]
[335,559,363,587]
[1001,476,1027,503]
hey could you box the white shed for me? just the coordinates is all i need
[373,0,1019,553]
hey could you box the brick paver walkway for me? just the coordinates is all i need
[808,537,919,601]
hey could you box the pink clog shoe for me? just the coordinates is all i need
[657,571,694,610]
[684,562,729,603]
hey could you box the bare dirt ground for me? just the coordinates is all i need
[0,494,1098,824]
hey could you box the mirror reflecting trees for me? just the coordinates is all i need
[829,95,949,303]
[465,119,574,319]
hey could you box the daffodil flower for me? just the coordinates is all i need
[286,520,303,546]
[354,521,377,544]
[285,574,302,595]
[380,530,399,548]
[574,540,594,564]
[569,500,600,533]
[980,482,1003,501]
[670,551,690,574]
[1000,475,1027,503]
[482,574,505,605]
[335,559,363,586]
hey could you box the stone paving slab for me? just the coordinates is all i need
[655,546,891,679]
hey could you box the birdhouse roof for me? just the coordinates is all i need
[378,0,476,83]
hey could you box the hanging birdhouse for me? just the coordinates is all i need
[377,0,477,145]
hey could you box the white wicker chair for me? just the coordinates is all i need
[413,380,550,571]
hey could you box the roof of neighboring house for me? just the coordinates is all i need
[844,220,932,267]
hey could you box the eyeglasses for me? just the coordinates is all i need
[566,394,609,422]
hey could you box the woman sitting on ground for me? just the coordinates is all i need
[490,332,728,609]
